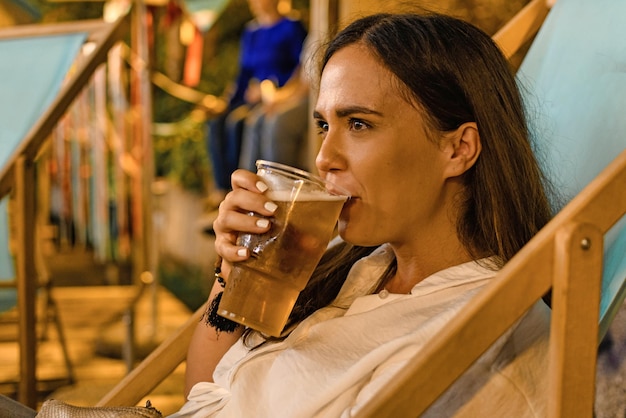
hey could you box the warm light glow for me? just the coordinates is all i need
[103,0,131,22]
[191,10,218,32]
[179,19,196,46]
[82,41,96,56]
[278,0,292,15]
[260,79,276,104]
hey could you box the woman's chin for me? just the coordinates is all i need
[337,219,381,248]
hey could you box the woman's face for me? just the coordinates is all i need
[314,44,454,247]
[247,0,278,18]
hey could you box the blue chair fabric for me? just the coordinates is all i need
[516,0,626,335]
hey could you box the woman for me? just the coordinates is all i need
[179,12,553,417]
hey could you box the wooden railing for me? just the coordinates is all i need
[0,15,129,407]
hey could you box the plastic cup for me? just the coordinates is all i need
[218,160,349,336]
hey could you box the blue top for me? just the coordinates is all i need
[229,16,307,108]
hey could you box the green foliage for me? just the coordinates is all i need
[153,114,211,193]
[159,257,212,311]
[28,0,103,22]
[152,88,196,123]
[196,35,242,97]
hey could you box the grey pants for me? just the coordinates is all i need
[0,394,37,417]
[239,95,309,172]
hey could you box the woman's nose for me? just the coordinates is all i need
[315,132,345,175]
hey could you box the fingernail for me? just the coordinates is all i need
[264,201,278,213]
[256,181,268,192]
[256,218,270,228]
[237,248,248,257]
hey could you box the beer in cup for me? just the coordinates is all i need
[218,160,349,336]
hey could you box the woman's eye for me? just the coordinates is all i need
[349,118,369,131]
[316,120,329,134]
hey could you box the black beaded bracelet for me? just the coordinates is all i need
[202,264,241,333]
[214,266,226,288]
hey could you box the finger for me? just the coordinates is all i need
[220,187,278,218]
[213,209,274,262]
[213,190,278,263]
[214,208,273,237]
[230,169,269,194]
[215,232,250,262]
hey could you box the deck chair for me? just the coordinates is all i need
[356,0,626,416]
[0,195,75,393]
[0,14,132,408]
[98,0,626,416]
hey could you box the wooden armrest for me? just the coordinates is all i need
[96,304,205,407]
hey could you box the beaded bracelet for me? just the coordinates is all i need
[214,265,226,288]
[202,264,241,333]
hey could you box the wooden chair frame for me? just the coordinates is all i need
[0,15,129,407]
[99,2,626,417]
[0,264,76,392]
[357,1,626,415]
[358,145,625,418]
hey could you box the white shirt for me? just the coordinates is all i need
[170,245,550,417]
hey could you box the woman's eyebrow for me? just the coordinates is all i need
[313,106,383,120]
[336,106,383,118]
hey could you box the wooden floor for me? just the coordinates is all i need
[0,283,192,416]
[0,188,214,416]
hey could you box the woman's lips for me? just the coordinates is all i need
[341,195,357,210]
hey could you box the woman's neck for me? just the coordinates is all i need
[384,238,474,295]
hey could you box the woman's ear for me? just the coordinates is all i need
[442,122,481,179]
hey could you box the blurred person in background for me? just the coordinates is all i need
[205,0,307,208]
[237,35,313,172]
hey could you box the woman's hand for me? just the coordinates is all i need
[213,169,278,265]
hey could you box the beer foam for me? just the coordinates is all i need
[266,190,348,202]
